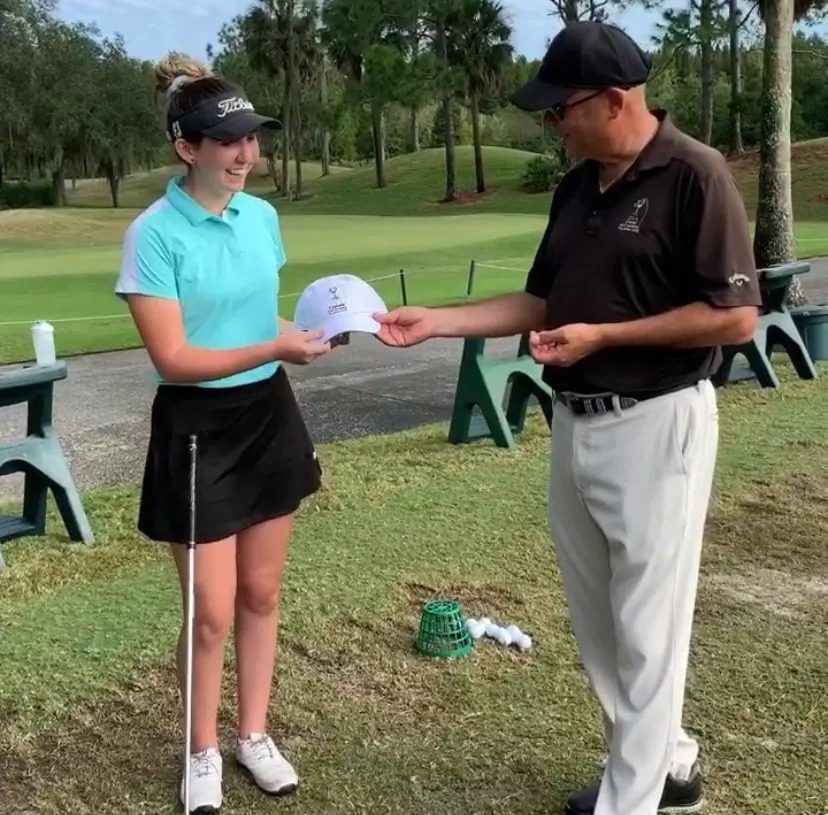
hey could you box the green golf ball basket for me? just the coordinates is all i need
[415,599,473,659]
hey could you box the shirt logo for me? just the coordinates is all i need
[217,97,255,118]
[728,273,751,287]
[327,286,347,315]
[618,198,649,233]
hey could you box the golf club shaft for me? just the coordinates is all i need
[184,434,197,814]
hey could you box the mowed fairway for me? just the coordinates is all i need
[4,142,828,364]
[0,209,545,363]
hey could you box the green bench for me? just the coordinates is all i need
[448,334,554,449]
[713,261,818,388]
[0,361,94,571]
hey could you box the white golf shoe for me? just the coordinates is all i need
[180,747,223,813]
[235,733,298,796]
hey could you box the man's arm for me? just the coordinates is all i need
[600,302,757,349]
[529,302,757,368]
[432,292,547,337]
[374,291,547,347]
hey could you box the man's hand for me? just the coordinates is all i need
[373,307,437,347]
[528,323,606,367]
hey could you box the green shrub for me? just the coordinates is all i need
[522,153,563,193]
[0,180,55,209]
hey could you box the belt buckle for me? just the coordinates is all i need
[558,391,639,415]
[558,391,612,415]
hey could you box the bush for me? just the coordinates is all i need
[522,153,563,193]
[0,180,55,209]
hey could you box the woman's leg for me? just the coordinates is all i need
[234,514,294,738]
[171,536,237,752]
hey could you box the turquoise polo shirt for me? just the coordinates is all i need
[115,176,286,388]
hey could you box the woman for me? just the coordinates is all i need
[115,54,329,813]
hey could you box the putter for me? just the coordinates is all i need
[184,434,198,814]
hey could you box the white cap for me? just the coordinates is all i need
[293,274,387,342]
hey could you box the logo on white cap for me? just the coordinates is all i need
[327,286,347,316]
[294,274,387,342]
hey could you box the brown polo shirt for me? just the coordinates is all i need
[525,110,762,397]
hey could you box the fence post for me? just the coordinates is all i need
[466,260,477,297]
[398,269,408,306]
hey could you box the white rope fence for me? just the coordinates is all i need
[0,270,407,328]
[0,260,535,329]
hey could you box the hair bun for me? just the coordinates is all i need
[154,52,210,96]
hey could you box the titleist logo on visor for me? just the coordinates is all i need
[169,94,264,140]
[217,97,255,117]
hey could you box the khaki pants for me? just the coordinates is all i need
[549,380,719,815]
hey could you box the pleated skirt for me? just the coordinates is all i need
[138,366,321,544]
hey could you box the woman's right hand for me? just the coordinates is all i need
[273,330,331,365]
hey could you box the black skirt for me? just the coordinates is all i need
[138,366,322,544]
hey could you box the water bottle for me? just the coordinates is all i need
[31,320,56,365]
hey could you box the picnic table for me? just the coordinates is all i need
[0,361,93,571]
[713,261,818,388]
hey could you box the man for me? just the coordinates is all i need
[374,20,761,815]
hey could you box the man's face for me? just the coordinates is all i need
[542,89,613,160]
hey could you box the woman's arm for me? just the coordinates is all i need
[128,295,328,383]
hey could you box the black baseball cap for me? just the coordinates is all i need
[169,93,281,142]
[510,21,652,112]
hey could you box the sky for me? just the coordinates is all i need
[56,0,676,64]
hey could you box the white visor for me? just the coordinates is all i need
[293,273,387,342]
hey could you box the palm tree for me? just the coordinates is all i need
[425,0,464,202]
[448,0,512,194]
[755,0,827,303]
[245,0,319,200]
[321,0,408,189]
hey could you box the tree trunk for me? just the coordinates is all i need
[371,106,386,188]
[293,121,303,199]
[437,23,457,202]
[371,103,386,189]
[470,90,485,194]
[443,96,457,201]
[281,96,291,198]
[410,107,420,152]
[51,147,65,207]
[293,81,303,198]
[729,0,744,154]
[106,161,120,208]
[267,151,280,190]
[699,0,715,145]
[320,52,330,176]
[287,0,302,200]
[754,0,804,303]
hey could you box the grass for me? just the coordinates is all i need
[2,141,828,364]
[729,137,828,223]
[62,140,828,222]
[64,159,352,210]
[0,362,826,814]
[0,212,544,362]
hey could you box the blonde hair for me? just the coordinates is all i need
[154,52,212,101]
[153,52,241,144]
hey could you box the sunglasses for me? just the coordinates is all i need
[544,89,605,121]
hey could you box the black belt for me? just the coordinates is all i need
[553,391,637,416]
[554,383,701,416]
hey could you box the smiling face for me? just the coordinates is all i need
[174,132,261,200]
